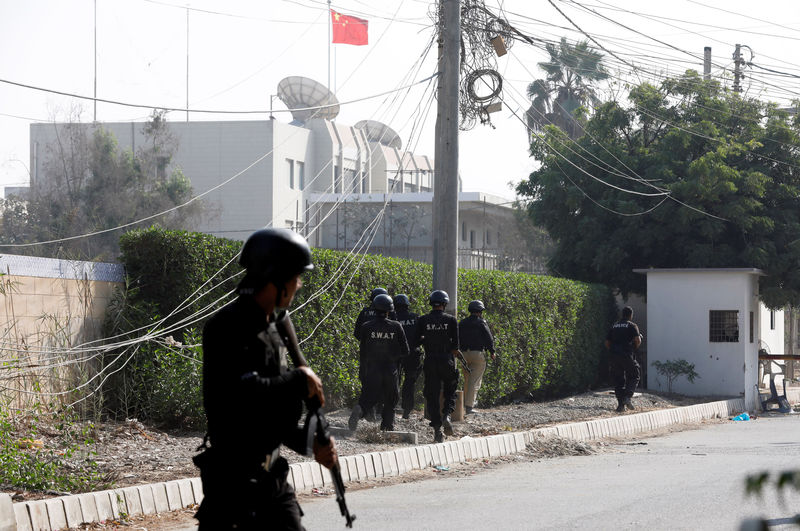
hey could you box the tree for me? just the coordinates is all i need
[526,37,609,140]
[516,71,800,307]
[0,110,203,261]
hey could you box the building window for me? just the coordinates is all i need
[469,230,475,249]
[770,310,776,330]
[461,222,467,241]
[297,161,305,190]
[749,312,754,343]
[710,310,739,343]
[287,159,295,189]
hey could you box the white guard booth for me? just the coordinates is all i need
[634,268,783,412]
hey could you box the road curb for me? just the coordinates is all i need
[4,396,777,530]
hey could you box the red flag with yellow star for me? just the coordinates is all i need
[331,9,368,46]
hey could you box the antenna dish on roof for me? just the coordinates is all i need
[354,120,402,150]
[277,76,339,123]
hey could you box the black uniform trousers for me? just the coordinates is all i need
[423,356,458,429]
[196,456,304,531]
[609,352,640,400]
[358,363,399,429]
[400,349,422,413]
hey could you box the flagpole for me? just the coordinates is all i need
[327,0,331,92]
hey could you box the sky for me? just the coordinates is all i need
[0,0,798,202]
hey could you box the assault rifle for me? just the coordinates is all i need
[275,312,356,528]
[454,350,472,374]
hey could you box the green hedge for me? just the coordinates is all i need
[104,228,616,426]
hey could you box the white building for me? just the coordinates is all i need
[25,76,522,270]
[635,268,784,411]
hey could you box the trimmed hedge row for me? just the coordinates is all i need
[104,228,616,426]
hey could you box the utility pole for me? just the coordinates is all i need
[703,46,711,82]
[432,0,460,315]
[733,43,744,93]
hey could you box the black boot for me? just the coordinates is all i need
[615,399,625,413]
[434,428,444,443]
[349,405,362,431]
[624,397,635,411]
[402,410,411,419]
[442,415,454,436]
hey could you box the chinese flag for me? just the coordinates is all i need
[331,9,368,46]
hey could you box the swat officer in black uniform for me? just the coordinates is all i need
[417,290,460,443]
[393,294,422,419]
[349,294,409,431]
[353,288,395,340]
[196,228,337,530]
[604,306,642,413]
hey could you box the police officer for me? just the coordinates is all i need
[604,306,642,413]
[349,294,409,431]
[353,288,394,340]
[197,228,337,530]
[459,300,496,414]
[394,294,422,419]
[417,290,460,443]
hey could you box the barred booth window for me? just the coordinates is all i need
[710,310,739,342]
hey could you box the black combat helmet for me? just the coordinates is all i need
[370,288,389,301]
[429,290,450,306]
[373,294,394,313]
[393,294,410,308]
[468,300,485,313]
[237,228,313,293]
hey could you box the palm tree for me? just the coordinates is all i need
[526,37,608,140]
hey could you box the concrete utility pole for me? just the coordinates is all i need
[703,46,711,82]
[432,0,460,314]
[733,43,744,93]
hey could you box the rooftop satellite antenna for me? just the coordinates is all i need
[354,120,403,150]
[277,76,339,123]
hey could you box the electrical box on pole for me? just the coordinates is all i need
[432,0,461,315]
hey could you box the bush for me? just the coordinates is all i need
[104,228,616,427]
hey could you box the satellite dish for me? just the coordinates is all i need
[277,76,339,123]
[354,120,402,150]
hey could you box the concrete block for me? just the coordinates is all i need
[462,439,473,460]
[151,484,170,514]
[165,481,183,511]
[401,449,414,472]
[63,495,85,528]
[421,445,433,467]
[177,479,194,508]
[190,477,204,505]
[78,493,99,524]
[381,452,398,477]
[290,464,305,491]
[393,450,408,474]
[369,453,383,478]
[0,494,14,531]
[479,437,490,458]
[93,492,113,522]
[504,434,516,454]
[487,437,500,457]
[27,501,49,531]
[337,459,351,483]
[414,446,431,468]
[468,438,479,460]
[428,445,441,466]
[320,464,333,487]
[310,463,324,487]
[456,441,467,462]
[298,462,315,489]
[514,432,526,451]
[355,454,369,479]
[14,503,32,531]
[442,443,454,464]
[123,487,143,516]
[45,498,67,530]
[436,444,448,465]
[340,456,356,482]
[408,446,421,469]
[138,486,157,515]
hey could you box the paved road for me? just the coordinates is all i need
[180,415,800,530]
